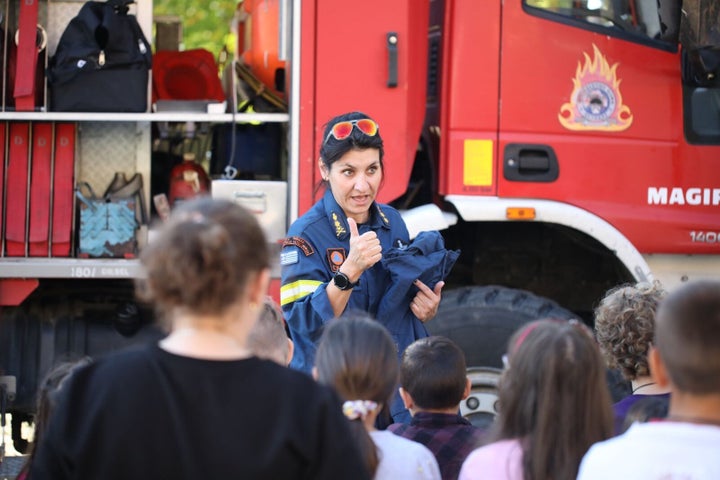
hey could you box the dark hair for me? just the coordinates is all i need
[19,357,91,478]
[319,111,384,170]
[136,197,269,317]
[400,336,467,410]
[247,297,290,364]
[655,280,720,394]
[491,319,613,480]
[621,396,669,432]
[594,281,666,380]
[314,311,399,476]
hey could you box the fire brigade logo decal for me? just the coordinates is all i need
[558,44,633,132]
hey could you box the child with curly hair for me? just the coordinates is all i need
[594,281,670,434]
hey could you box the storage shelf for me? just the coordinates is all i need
[0,258,142,279]
[0,253,281,279]
[0,112,289,123]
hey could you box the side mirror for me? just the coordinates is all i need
[682,46,720,87]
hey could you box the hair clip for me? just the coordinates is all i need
[342,400,378,420]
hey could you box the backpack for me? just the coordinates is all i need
[48,0,152,112]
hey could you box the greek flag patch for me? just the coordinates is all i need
[281,249,299,266]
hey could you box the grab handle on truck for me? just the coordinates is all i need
[386,32,398,88]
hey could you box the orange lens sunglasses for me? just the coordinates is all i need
[324,119,379,144]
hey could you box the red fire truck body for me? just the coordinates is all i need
[1,0,719,444]
[297,0,719,290]
[289,0,720,420]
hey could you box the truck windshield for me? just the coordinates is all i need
[524,0,680,49]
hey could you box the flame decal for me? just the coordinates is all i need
[558,44,633,131]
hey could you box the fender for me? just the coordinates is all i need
[445,195,652,283]
[399,204,458,239]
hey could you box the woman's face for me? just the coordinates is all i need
[320,148,382,224]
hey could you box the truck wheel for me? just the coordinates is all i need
[427,285,578,369]
[460,367,502,429]
[427,285,577,425]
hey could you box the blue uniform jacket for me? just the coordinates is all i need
[280,189,412,373]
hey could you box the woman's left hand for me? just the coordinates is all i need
[410,280,445,323]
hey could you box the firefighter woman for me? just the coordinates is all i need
[280,111,445,420]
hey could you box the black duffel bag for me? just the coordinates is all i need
[48,0,152,112]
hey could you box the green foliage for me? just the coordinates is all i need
[153,0,238,55]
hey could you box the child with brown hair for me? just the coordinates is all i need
[460,319,613,480]
[314,311,441,479]
[389,336,484,480]
[29,197,369,480]
[247,297,294,365]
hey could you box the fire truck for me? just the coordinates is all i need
[2,0,720,446]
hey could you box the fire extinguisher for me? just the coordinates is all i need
[168,152,211,206]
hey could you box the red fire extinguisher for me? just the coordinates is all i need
[168,152,210,206]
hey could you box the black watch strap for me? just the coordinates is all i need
[333,272,358,291]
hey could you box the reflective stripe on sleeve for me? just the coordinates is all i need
[280,280,323,306]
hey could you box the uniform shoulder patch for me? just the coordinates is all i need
[331,212,347,238]
[376,205,390,225]
[282,236,314,256]
[326,248,346,273]
[280,249,299,266]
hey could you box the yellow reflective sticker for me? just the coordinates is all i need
[463,139,493,186]
[280,280,323,306]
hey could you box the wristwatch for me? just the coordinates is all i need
[333,272,359,291]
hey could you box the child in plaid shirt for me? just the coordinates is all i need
[388,336,484,480]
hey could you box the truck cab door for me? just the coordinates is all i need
[303,0,429,207]
[495,1,720,257]
[436,0,502,198]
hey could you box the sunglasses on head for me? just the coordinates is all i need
[324,119,379,144]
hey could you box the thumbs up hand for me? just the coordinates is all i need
[344,217,382,278]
